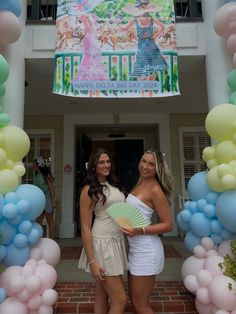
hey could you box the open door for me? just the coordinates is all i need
[75,133,92,234]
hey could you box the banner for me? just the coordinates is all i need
[53,0,180,98]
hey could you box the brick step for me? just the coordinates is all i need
[55,281,197,314]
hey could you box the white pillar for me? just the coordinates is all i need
[0,0,26,128]
[201,0,232,110]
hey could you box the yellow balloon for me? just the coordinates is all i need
[206,159,218,169]
[229,160,236,168]
[0,125,30,161]
[0,148,7,166]
[202,146,215,161]
[0,169,19,195]
[207,167,225,192]
[13,164,26,177]
[215,140,235,163]
[217,163,232,177]
[221,174,236,189]
[205,103,236,141]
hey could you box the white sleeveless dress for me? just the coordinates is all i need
[78,182,128,276]
[126,193,164,276]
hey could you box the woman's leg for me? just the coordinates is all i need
[36,211,45,226]
[44,211,56,240]
[102,276,127,314]
[128,274,155,314]
[94,282,109,314]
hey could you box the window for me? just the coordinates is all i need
[23,130,54,183]
[179,127,211,198]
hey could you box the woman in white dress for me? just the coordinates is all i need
[121,149,174,314]
[78,148,128,314]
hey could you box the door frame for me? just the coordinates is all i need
[59,113,176,238]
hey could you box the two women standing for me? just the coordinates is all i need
[78,148,174,314]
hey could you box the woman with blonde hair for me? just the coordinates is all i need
[121,149,174,314]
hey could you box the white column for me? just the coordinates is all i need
[201,0,232,110]
[0,0,26,128]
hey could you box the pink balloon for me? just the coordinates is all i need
[197,269,212,287]
[184,275,199,292]
[42,289,58,306]
[195,299,214,314]
[229,21,236,34]
[205,249,218,257]
[218,240,234,258]
[35,264,57,293]
[226,33,236,55]
[9,275,25,294]
[227,5,236,23]
[181,256,205,280]
[194,245,207,258]
[25,275,41,293]
[0,11,21,45]
[213,3,236,38]
[22,265,35,277]
[0,266,22,294]
[31,238,61,267]
[204,255,224,277]
[196,287,211,304]
[201,237,214,250]
[233,52,236,67]
[17,288,33,303]
[38,304,54,314]
[209,275,236,310]
[0,297,28,314]
[27,295,42,311]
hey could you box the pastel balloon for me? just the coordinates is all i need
[216,190,236,232]
[209,275,236,310]
[226,33,236,55]
[190,213,210,237]
[229,90,236,105]
[0,245,7,259]
[0,113,9,127]
[42,289,58,306]
[38,304,54,314]
[213,2,236,38]
[196,287,210,304]
[0,11,21,45]
[188,171,211,201]
[2,203,17,219]
[197,269,212,287]
[7,0,22,17]
[27,295,42,311]
[0,297,28,314]
[184,231,201,252]
[204,255,224,276]
[0,85,6,97]
[25,275,41,293]
[184,274,199,292]
[181,255,205,280]
[9,275,25,294]
[0,169,19,195]
[205,103,236,141]
[3,243,30,266]
[218,240,235,257]
[193,245,206,258]
[0,55,9,85]
[195,299,214,314]
[1,125,30,160]
[18,220,32,234]
[228,69,236,91]
[35,264,57,292]
[0,219,16,245]
[0,0,9,10]
[31,238,61,267]
[0,288,6,303]
[207,167,224,192]
[16,184,46,221]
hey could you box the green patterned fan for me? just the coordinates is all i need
[106,202,148,228]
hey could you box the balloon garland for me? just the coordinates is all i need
[177,2,236,313]
[0,1,60,313]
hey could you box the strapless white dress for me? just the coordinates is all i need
[126,193,164,276]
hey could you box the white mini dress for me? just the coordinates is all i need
[78,182,128,276]
[126,193,164,276]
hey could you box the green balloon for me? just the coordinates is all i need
[0,113,10,126]
[229,91,236,105]
[0,55,9,85]
[227,68,236,91]
[0,85,6,97]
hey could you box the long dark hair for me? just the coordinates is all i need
[34,159,54,182]
[82,148,127,205]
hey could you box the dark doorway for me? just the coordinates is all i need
[75,134,144,235]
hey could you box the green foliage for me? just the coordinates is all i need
[219,240,236,290]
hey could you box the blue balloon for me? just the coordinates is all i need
[0,0,22,17]
[17,199,30,214]
[15,184,46,221]
[3,243,30,266]
[221,228,235,240]
[5,192,19,204]
[206,192,219,205]
[32,222,43,238]
[0,220,17,245]
[210,233,223,245]
[2,203,17,219]
[28,228,40,244]
[0,0,9,10]
[13,233,28,248]
[189,201,198,214]
[197,199,207,211]
[188,171,212,201]
[0,245,7,259]
[203,204,216,218]
[9,214,23,225]
[18,220,32,234]
[184,231,201,252]
[210,220,223,234]
[0,288,6,304]
[180,209,192,223]
[216,190,236,233]
[190,212,210,237]
[176,213,189,233]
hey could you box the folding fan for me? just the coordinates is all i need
[106,202,148,228]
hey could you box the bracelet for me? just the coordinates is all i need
[142,227,146,235]
[88,259,96,266]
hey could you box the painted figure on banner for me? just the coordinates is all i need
[115,0,168,97]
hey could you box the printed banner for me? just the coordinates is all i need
[53,0,180,98]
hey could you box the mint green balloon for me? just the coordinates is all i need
[0,85,6,97]
[0,55,9,85]
[227,69,236,91]
[229,91,236,105]
[0,113,10,126]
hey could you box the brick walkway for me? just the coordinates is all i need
[55,281,197,313]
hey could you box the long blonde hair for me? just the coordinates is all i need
[138,149,175,205]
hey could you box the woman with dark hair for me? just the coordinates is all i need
[121,149,174,314]
[33,157,57,240]
[78,148,128,314]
